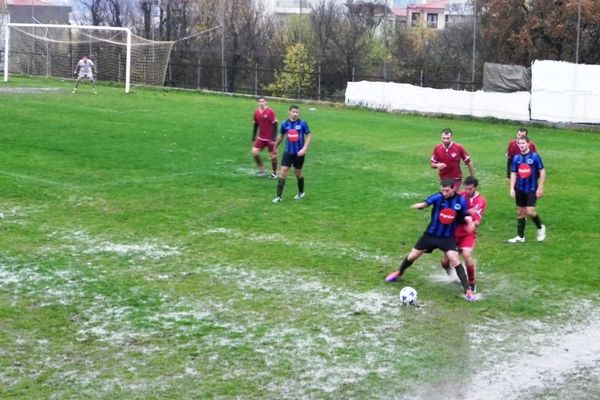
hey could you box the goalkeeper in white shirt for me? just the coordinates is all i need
[72,56,97,93]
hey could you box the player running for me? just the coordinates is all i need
[252,96,278,178]
[385,178,477,301]
[440,176,487,293]
[430,128,475,191]
[72,56,97,94]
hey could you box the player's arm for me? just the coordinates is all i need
[536,168,545,198]
[74,63,79,75]
[275,130,285,148]
[510,172,517,198]
[252,122,258,142]
[410,201,428,210]
[272,121,278,141]
[298,132,311,156]
[466,159,475,177]
[431,154,446,170]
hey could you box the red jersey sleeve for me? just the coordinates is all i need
[470,195,487,224]
[529,141,538,153]
[458,144,471,164]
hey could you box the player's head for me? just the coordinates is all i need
[82,56,88,62]
[462,176,479,197]
[289,105,299,120]
[516,136,530,153]
[517,128,528,138]
[257,96,267,109]
[440,178,456,198]
[440,128,453,146]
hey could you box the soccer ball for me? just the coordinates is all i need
[399,286,417,305]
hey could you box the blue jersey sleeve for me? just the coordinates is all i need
[302,120,311,134]
[511,155,520,173]
[426,193,441,206]
[534,153,544,170]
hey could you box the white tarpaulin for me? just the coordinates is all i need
[345,81,531,121]
[530,60,600,123]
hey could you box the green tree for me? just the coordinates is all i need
[267,43,316,99]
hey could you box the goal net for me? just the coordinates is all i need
[3,23,175,93]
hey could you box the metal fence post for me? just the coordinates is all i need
[318,64,321,101]
[254,62,258,96]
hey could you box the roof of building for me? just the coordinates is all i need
[8,0,71,6]
[408,0,447,10]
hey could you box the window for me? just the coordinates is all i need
[427,13,438,29]
[411,12,420,27]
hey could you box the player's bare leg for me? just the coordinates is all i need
[252,147,265,176]
[385,248,424,282]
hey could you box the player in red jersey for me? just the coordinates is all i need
[441,176,486,293]
[505,128,537,178]
[430,128,475,191]
[252,96,278,178]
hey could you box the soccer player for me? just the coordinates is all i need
[252,96,278,178]
[505,128,538,178]
[385,178,477,302]
[72,56,97,93]
[508,136,546,243]
[430,128,475,191]
[440,176,487,293]
[272,105,311,203]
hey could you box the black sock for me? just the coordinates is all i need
[517,218,526,237]
[531,215,542,229]
[276,179,285,197]
[271,159,278,174]
[399,257,414,274]
[297,176,304,193]
[454,264,470,291]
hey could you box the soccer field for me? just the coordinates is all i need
[1,77,599,399]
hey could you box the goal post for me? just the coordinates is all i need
[4,23,175,93]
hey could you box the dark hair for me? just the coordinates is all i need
[441,128,453,135]
[257,96,266,101]
[440,178,455,188]
[517,136,530,143]
[463,176,479,187]
[289,104,299,111]
[517,127,528,135]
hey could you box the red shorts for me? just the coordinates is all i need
[455,230,476,250]
[253,138,275,152]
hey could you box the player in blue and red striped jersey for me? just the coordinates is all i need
[385,178,476,301]
[252,96,278,178]
[508,136,546,243]
[272,105,312,203]
[505,128,538,178]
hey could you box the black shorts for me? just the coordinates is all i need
[515,190,537,207]
[414,233,458,254]
[281,152,305,169]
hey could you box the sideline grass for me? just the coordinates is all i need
[1,77,599,398]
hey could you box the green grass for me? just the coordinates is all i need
[1,77,599,399]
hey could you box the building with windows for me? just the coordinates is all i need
[2,0,71,24]
[393,0,472,30]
